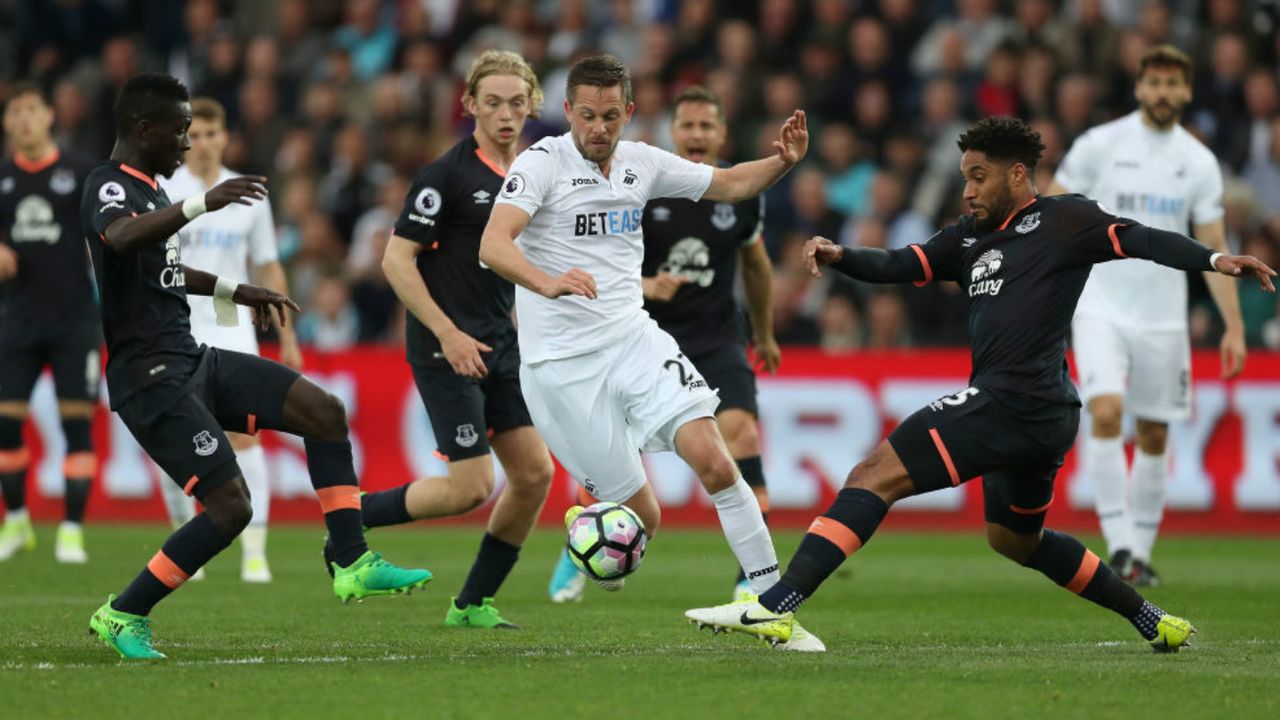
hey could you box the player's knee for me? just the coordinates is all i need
[1088,398,1123,437]
[1135,421,1168,454]
[60,417,93,453]
[986,525,1038,565]
[697,451,740,494]
[509,458,554,494]
[719,413,759,458]
[844,454,908,504]
[313,391,349,441]
[461,476,495,511]
[205,480,254,537]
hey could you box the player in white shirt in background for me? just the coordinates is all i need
[479,55,823,650]
[1050,45,1246,586]
[157,97,303,583]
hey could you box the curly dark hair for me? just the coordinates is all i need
[114,73,189,135]
[956,116,1045,171]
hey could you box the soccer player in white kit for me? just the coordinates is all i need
[157,97,303,583]
[479,56,823,650]
[1049,45,1246,586]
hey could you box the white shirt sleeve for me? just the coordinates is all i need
[494,145,555,217]
[1190,152,1225,225]
[248,196,279,265]
[644,145,714,201]
[1054,129,1101,195]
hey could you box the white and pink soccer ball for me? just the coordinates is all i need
[566,502,648,581]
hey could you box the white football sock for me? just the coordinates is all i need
[238,444,271,528]
[710,477,779,594]
[158,468,196,529]
[1129,448,1169,563]
[1086,435,1130,558]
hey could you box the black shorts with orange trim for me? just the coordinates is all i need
[888,385,1079,534]
[115,346,298,500]
[0,319,101,403]
[410,335,531,463]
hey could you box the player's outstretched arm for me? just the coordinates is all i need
[1110,225,1277,292]
[479,204,597,300]
[804,236,926,284]
[704,110,808,203]
[101,176,267,253]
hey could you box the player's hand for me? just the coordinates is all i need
[233,283,302,331]
[541,268,597,300]
[803,236,844,277]
[205,176,268,211]
[753,335,782,374]
[279,333,304,371]
[773,110,808,166]
[1213,254,1277,293]
[441,328,492,379]
[1220,325,1246,379]
[642,272,687,302]
[0,244,17,281]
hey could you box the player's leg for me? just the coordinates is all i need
[0,342,42,560]
[1073,314,1134,575]
[717,409,765,598]
[90,385,250,659]
[201,348,430,598]
[229,431,272,582]
[983,461,1194,652]
[49,334,101,563]
[1124,328,1191,586]
[447,426,554,628]
[361,363,494,526]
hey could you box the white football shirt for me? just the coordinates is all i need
[494,133,713,362]
[1056,111,1223,330]
[160,165,278,352]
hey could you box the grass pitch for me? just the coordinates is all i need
[2,524,1277,719]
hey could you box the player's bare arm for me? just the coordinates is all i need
[383,233,492,379]
[740,239,780,373]
[641,272,687,302]
[254,259,303,370]
[183,265,300,331]
[479,203,597,300]
[704,111,808,203]
[100,175,267,253]
[0,241,15,281]
[1192,219,1248,377]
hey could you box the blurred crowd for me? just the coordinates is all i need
[3,0,1280,352]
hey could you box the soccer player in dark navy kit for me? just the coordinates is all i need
[81,74,430,660]
[0,83,99,564]
[348,51,554,629]
[686,117,1276,653]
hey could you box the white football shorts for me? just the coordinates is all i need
[1071,313,1191,422]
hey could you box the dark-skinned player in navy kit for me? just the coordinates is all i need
[685,117,1275,653]
[81,74,430,660]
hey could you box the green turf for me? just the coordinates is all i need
[1,525,1277,719]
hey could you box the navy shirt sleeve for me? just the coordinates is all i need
[83,171,136,242]
[1053,195,1138,268]
[393,160,452,247]
[912,220,967,284]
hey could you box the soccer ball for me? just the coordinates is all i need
[566,502,647,581]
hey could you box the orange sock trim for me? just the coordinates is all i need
[317,486,361,513]
[1010,497,1053,515]
[576,485,598,507]
[183,475,200,497]
[807,517,862,557]
[146,551,191,589]
[0,447,30,473]
[63,451,98,478]
[1065,550,1101,594]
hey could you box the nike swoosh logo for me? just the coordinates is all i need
[739,611,777,626]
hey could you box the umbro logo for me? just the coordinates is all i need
[472,190,491,204]
[962,237,977,247]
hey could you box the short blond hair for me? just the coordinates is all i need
[464,50,543,118]
[190,96,226,127]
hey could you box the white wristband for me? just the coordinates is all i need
[213,276,240,327]
[181,192,207,220]
[1209,252,1224,271]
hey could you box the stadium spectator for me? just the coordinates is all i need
[911,0,1014,77]
[818,294,862,353]
[840,171,932,252]
[298,275,361,351]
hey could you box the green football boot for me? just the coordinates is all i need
[444,597,520,629]
[1150,614,1196,653]
[88,595,165,660]
[331,550,432,603]
[0,510,36,560]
